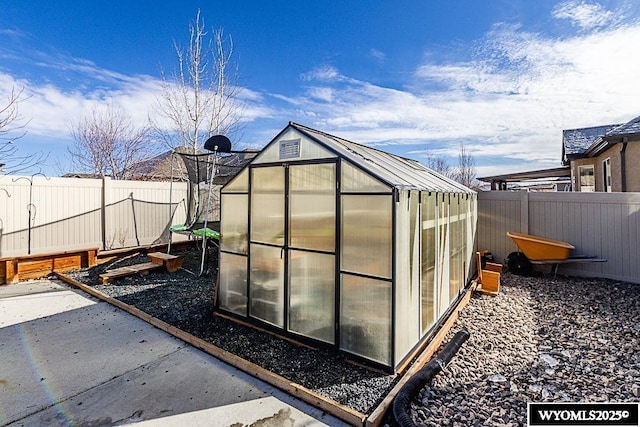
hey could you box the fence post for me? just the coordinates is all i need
[520,190,529,234]
[102,176,111,251]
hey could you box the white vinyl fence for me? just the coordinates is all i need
[2,175,639,284]
[477,191,640,284]
[0,175,189,258]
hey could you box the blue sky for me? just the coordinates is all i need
[1,0,640,178]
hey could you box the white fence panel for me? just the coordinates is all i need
[0,176,189,257]
[105,179,189,249]
[0,176,103,257]
[477,191,640,283]
[476,191,522,260]
[4,176,639,284]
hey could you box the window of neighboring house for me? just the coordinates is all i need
[578,165,595,192]
[603,158,612,192]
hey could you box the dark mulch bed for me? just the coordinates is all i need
[66,247,398,416]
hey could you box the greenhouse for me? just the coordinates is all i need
[218,122,477,372]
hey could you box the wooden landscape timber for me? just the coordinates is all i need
[98,262,162,284]
[96,240,195,264]
[365,280,479,427]
[56,270,479,427]
[56,272,367,426]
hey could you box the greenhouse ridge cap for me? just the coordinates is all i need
[288,121,419,162]
[288,122,474,194]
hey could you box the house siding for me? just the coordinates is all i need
[572,157,601,192]
[570,142,640,192]
[623,140,640,191]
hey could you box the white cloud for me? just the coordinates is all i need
[276,15,640,174]
[0,28,25,39]
[300,65,342,82]
[4,3,640,177]
[307,87,334,103]
[370,48,386,61]
[552,1,616,29]
[2,65,275,138]
[0,71,157,137]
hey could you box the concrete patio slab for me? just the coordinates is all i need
[0,280,346,426]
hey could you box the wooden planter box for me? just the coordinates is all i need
[0,248,98,285]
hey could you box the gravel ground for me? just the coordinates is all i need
[410,272,640,426]
[66,250,640,425]
[66,248,397,416]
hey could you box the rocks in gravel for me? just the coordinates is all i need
[67,254,640,424]
[410,273,640,426]
[67,250,396,416]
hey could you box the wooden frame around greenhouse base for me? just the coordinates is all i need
[365,280,479,426]
[56,272,478,427]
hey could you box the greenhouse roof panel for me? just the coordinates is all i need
[290,122,474,193]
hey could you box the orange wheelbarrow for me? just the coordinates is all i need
[506,232,606,276]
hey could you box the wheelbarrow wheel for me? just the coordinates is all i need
[507,252,532,276]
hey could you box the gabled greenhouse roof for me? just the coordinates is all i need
[289,122,474,193]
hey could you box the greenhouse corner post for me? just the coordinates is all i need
[391,187,398,370]
[334,160,341,352]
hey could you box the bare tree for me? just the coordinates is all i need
[68,106,152,179]
[425,152,456,181]
[455,144,477,188]
[0,87,46,175]
[153,10,244,154]
[424,144,477,188]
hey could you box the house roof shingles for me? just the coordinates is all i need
[561,114,640,165]
[562,124,621,156]
[605,115,640,138]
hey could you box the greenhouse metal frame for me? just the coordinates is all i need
[218,122,476,372]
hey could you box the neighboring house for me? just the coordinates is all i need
[62,173,105,179]
[123,146,257,184]
[479,114,640,192]
[63,144,256,184]
[563,115,640,192]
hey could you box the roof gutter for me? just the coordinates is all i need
[620,138,628,192]
[585,137,609,158]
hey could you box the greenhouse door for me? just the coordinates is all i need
[250,162,337,344]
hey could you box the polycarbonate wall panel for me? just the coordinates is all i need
[289,163,336,252]
[223,168,249,192]
[466,195,477,280]
[221,194,248,254]
[341,161,391,193]
[463,196,469,285]
[437,194,450,314]
[449,194,462,301]
[395,190,421,363]
[219,252,248,316]
[250,243,285,327]
[421,193,437,335]
[288,250,335,344]
[341,195,392,278]
[250,167,284,245]
[340,273,391,365]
